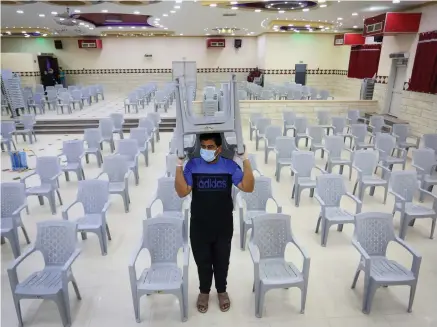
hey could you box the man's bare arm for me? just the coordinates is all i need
[175,162,192,198]
[238,157,255,193]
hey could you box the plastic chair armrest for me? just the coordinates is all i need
[102,201,111,215]
[183,243,190,268]
[62,201,80,220]
[61,248,81,272]
[12,203,27,217]
[8,245,36,271]
[146,195,159,219]
[392,133,400,139]
[411,164,425,172]
[20,172,36,184]
[248,242,260,264]
[270,197,282,213]
[419,188,437,202]
[129,241,144,270]
[49,172,62,182]
[314,193,325,206]
[394,237,422,277]
[313,166,326,174]
[352,165,362,173]
[95,172,106,180]
[352,239,371,268]
[290,166,298,175]
[345,192,362,213]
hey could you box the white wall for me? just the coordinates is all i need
[1,36,258,69]
[378,34,415,76]
[256,35,266,69]
[0,53,38,71]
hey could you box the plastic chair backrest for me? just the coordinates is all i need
[81,88,91,97]
[252,213,292,260]
[68,86,77,92]
[294,117,307,134]
[353,150,378,176]
[99,118,114,138]
[35,220,78,267]
[238,90,247,100]
[71,90,82,100]
[1,182,26,217]
[35,156,62,184]
[389,171,418,202]
[316,174,346,206]
[63,140,84,163]
[392,124,409,142]
[354,212,395,256]
[96,84,104,93]
[103,155,129,182]
[264,125,282,146]
[110,113,124,129]
[423,134,437,153]
[89,85,97,95]
[324,135,344,158]
[250,113,263,124]
[47,90,57,99]
[375,133,396,160]
[21,114,36,129]
[1,121,16,137]
[142,217,183,264]
[412,148,436,175]
[117,139,139,161]
[84,128,103,149]
[331,116,347,134]
[317,111,330,125]
[292,151,315,178]
[77,179,109,214]
[147,112,161,127]
[157,177,185,211]
[155,90,166,102]
[59,92,71,103]
[55,84,63,89]
[351,124,367,142]
[255,118,272,135]
[58,88,68,94]
[33,93,44,103]
[128,92,138,102]
[370,116,385,132]
[275,137,297,159]
[130,128,148,147]
[308,125,324,143]
[240,176,272,210]
[319,90,329,100]
[283,111,296,125]
[138,118,154,136]
[348,109,360,123]
[293,90,302,99]
[35,84,44,94]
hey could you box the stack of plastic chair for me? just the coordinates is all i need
[351,124,375,150]
[389,170,437,240]
[263,125,282,163]
[7,220,82,327]
[412,148,437,202]
[283,111,296,136]
[332,116,354,147]
[301,86,311,99]
[71,90,83,110]
[129,217,189,322]
[1,182,30,258]
[125,93,139,113]
[291,151,326,207]
[274,136,298,182]
[21,156,63,214]
[130,127,150,166]
[294,117,310,148]
[237,176,282,250]
[315,174,362,246]
[249,213,310,318]
[309,87,319,100]
[110,113,125,139]
[146,177,189,241]
[62,179,112,255]
[260,90,274,100]
[59,140,86,181]
[14,114,37,144]
[351,212,421,314]
[308,126,325,158]
[84,128,104,167]
[138,117,156,152]
[174,74,244,160]
[203,86,218,100]
[324,135,353,180]
[97,155,132,213]
[99,118,115,153]
[368,116,391,143]
[1,121,17,151]
[392,124,420,154]
[57,92,73,115]
[249,113,263,141]
[352,150,390,204]
[374,133,407,172]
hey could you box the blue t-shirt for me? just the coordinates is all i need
[184,156,243,187]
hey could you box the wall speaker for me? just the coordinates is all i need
[54,40,63,50]
[374,35,383,43]
[234,39,242,49]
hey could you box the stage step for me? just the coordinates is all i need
[27,118,176,134]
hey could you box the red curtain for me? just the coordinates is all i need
[409,30,437,94]
[347,44,381,79]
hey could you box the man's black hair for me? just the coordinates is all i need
[199,133,222,147]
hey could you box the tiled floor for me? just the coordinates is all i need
[1,126,437,327]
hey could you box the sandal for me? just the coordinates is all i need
[218,292,231,312]
[197,293,209,313]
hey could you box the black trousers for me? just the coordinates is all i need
[190,223,233,294]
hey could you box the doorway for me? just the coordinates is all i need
[385,58,408,117]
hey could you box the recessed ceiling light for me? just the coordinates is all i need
[38,13,45,17]
[337,17,343,20]
[24,34,30,37]
[302,8,309,12]
[305,24,310,27]
[89,27,94,30]
[6,31,11,34]
[16,10,24,14]
[170,10,176,13]
[131,26,135,29]
[278,10,285,13]
[209,4,217,7]
[176,0,182,2]
[74,9,81,13]
[255,9,261,12]
[353,25,358,28]
[134,11,140,14]
[164,27,168,30]
[319,0,326,2]
[174,5,180,9]
[163,13,168,16]
[325,27,330,30]
[22,31,26,33]
[206,33,210,35]
[179,33,183,36]
[231,7,238,10]
[352,12,358,16]
[59,18,65,21]
[334,29,338,32]
[320,4,327,7]
[231,1,238,4]
[393,0,400,3]
[108,27,112,29]
[101,9,108,13]
[141,26,146,29]
[118,26,123,29]
[79,22,84,25]
[51,11,58,15]
[42,34,47,36]
[288,24,293,26]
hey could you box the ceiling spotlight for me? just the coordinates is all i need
[352,12,358,16]
[51,11,58,15]
[22,31,26,33]
[131,26,135,29]
[278,10,285,13]
[176,0,182,2]
[320,4,327,7]
[209,3,217,7]
[24,34,30,37]
[179,33,183,36]
[163,13,168,16]
[302,8,309,12]
[170,10,176,13]
[74,9,81,13]
[164,27,168,30]
[231,1,238,4]
[108,27,112,29]
[337,17,343,20]
[6,31,11,35]
[288,24,294,26]
[231,7,238,10]
[16,10,24,14]
[38,14,45,17]
[89,27,94,30]
[101,9,108,13]
[305,24,310,27]
[59,18,65,21]
[353,25,358,28]
[393,0,400,3]
[255,9,261,12]
[79,22,84,25]
[174,5,180,9]
[134,11,140,14]
[42,34,47,36]
[118,26,123,29]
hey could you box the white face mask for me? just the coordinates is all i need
[200,148,217,162]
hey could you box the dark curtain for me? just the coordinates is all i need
[347,44,381,79]
[409,30,437,94]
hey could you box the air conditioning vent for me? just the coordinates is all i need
[223,13,237,17]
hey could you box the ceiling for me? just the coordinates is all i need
[0,1,429,37]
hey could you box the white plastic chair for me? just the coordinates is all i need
[84,128,104,168]
[263,125,282,164]
[116,139,140,185]
[324,135,353,180]
[59,140,86,181]
[130,127,149,166]
[274,136,298,182]
[412,148,437,202]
